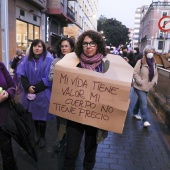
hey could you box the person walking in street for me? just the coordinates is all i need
[132,45,158,127]
[10,49,25,95]
[133,47,142,66]
[62,30,109,170]
[17,39,54,148]
[49,37,75,153]
[0,62,18,170]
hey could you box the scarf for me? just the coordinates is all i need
[80,53,103,71]
[146,57,154,81]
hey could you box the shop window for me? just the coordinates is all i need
[158,41,163,50]
[28,24,34,40]
[16,20,40,52]
[20,9,25,16]
[16,20,27,51]
[35,26,40,39]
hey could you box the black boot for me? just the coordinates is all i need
[38,121,46,148]
[34,120,40,144]
[39,137,45,148]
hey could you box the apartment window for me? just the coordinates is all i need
[20,9,25,16]
[158,41,163,50]
[162,12,167,17]
[33,15,37,22]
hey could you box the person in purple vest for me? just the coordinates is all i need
[0,62,17,170]
[17,39,54,148]
[10,49,25,95]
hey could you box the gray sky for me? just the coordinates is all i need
[98,0,153,28]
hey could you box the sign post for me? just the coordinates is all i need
[158,16,170,54]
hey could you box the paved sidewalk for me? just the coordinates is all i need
[0,88,170,170]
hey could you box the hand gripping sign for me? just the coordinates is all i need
[49,52,133,134]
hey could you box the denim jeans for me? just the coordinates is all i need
[133,88,148,122]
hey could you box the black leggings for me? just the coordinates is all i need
[63,121,98,170]
[0,129,17,170]
[34,120,47,138]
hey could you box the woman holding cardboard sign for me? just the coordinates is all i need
[49,37,75,153]
[62,30,110,170]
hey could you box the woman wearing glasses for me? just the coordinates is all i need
[63,30,109,170]
[49,37,74,153]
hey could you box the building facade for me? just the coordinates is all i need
[133,6,149,50]
[138,0,170,53]
[0,0,98,66]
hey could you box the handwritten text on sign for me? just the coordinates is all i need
[49,53,133,133]
[52,73,119,122]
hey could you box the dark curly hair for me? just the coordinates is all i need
[75,30,107,58]
[28,39,47,61]
[56,37,75,57]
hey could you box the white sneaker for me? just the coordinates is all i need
[144,121,151,127]
[133,115,141,120]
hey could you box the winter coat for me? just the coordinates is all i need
[133,56,158,92]
[17,52,54,121]
[0,62,16,127]
[57,58,110,144]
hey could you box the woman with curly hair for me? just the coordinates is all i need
[63,30,109,170]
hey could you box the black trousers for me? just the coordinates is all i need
[0,129,17,170]
[63,121,98,170]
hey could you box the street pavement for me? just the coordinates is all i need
[0,87,170,170]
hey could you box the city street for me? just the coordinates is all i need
[0,88,170,170]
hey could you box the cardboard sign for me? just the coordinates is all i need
[49,53,133,134]
[63,26,79,36]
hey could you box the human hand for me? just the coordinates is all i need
[0,90,9,103]
[28,86,35,94]
[124,57,129,62]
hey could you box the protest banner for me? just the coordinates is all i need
[49,53,133,134]
[63,26,79,37]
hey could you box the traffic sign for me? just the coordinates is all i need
[158,16,170,32]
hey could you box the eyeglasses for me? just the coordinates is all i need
[82,41,96,47]
[60,45,70,48]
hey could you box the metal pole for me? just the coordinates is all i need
[1,0,9,69]
[162,32,166,55]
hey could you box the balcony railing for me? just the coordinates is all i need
[150,1,170,7]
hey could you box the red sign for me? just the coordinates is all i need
[158,16,170,32]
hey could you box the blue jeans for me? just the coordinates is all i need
[133,88,148,122]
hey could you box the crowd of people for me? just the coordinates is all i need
[0,30,158,170]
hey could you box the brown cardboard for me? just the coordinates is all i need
[63,26,79,37]
[49,52,133,134]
